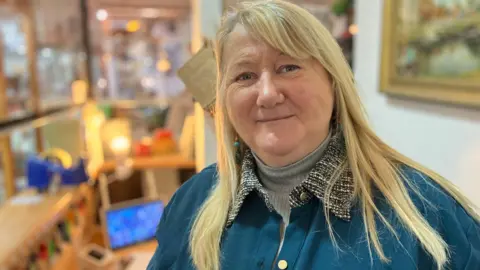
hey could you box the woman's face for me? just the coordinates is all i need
[223,25,334,167]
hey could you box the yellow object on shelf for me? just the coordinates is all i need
[39,148,73,168]
[151,138,177,156]
[151,129,177,156]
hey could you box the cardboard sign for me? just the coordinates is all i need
[177,46,217,114]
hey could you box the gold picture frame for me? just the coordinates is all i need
[380,1,480,107]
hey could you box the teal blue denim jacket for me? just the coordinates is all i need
[147,164,480,270]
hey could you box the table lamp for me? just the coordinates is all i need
[109,135,133,181]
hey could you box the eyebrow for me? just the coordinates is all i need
[228,50,286,66]
[223,51,290,79]
[229,59,256,69]
[229,49,259,64]
[224,54,257,77]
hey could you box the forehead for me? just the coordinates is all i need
[223,25,279,65]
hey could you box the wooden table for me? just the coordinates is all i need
[0,186,88,268]
[114,241,157,270]
[114,240,157,258]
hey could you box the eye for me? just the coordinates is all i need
[279,65,300,73]
[236,72,255,82]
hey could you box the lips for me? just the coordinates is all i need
[257,115,294,123]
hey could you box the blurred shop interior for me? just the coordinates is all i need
[0,0,479,269]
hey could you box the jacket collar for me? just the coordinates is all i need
[226,131,355,227]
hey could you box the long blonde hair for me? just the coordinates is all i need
[189,1,480,269]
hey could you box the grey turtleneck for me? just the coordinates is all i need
[253,131,332,224]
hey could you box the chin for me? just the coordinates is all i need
[251,125,306,161]
[254,136,300,158]
[261,146,296,158]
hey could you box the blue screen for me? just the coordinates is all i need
[105,200,164,249]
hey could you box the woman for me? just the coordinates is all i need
[148,1,480,269]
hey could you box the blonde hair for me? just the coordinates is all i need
[189,1,480,269]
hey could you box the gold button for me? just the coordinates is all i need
[300,191,308,201]
[278,260,288,269]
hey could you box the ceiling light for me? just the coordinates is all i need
[96,9,108,21]
[141,8,159,18]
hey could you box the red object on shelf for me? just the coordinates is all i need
[38,243,48,259]
[134,142,151,157]
[154,129,173,139]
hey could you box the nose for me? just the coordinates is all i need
[256,73,285,108]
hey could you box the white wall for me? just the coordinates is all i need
[353,0,480,205]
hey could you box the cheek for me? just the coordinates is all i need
[226,89,256,131]
[289,83,334,117]
[316,87,334,110]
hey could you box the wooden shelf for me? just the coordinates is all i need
[91,154,196,179]
[0,185,88,268]
[51,244,77,270]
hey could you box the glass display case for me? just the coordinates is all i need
[37,47,87,109]
[0,0,89,121]
[33,0,88,110]
[99,19,190,102]
[0,10,32,120]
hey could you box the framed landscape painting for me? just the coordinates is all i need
[380,0,480,107]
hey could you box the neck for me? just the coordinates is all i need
[253,130,332,193]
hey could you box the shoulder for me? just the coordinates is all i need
[157,163,217,235]
[399,165,477,215]
[399,165,472,218]
[166,163,218,218]
[177,163,217,194]
[147,164,218,269]
[399,165,453,209]
[399,165,480,268]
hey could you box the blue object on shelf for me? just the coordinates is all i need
[26,156,52,191]
[26,156,89,191]
[59,158,90,186]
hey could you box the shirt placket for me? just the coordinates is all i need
[271,201,316,270]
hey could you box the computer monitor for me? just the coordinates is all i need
[102,199,164,250]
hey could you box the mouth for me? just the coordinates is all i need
[257,115,294,123]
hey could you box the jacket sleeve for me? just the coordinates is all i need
[441,200,480,270]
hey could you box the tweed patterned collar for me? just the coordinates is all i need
[226,131,355,227]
